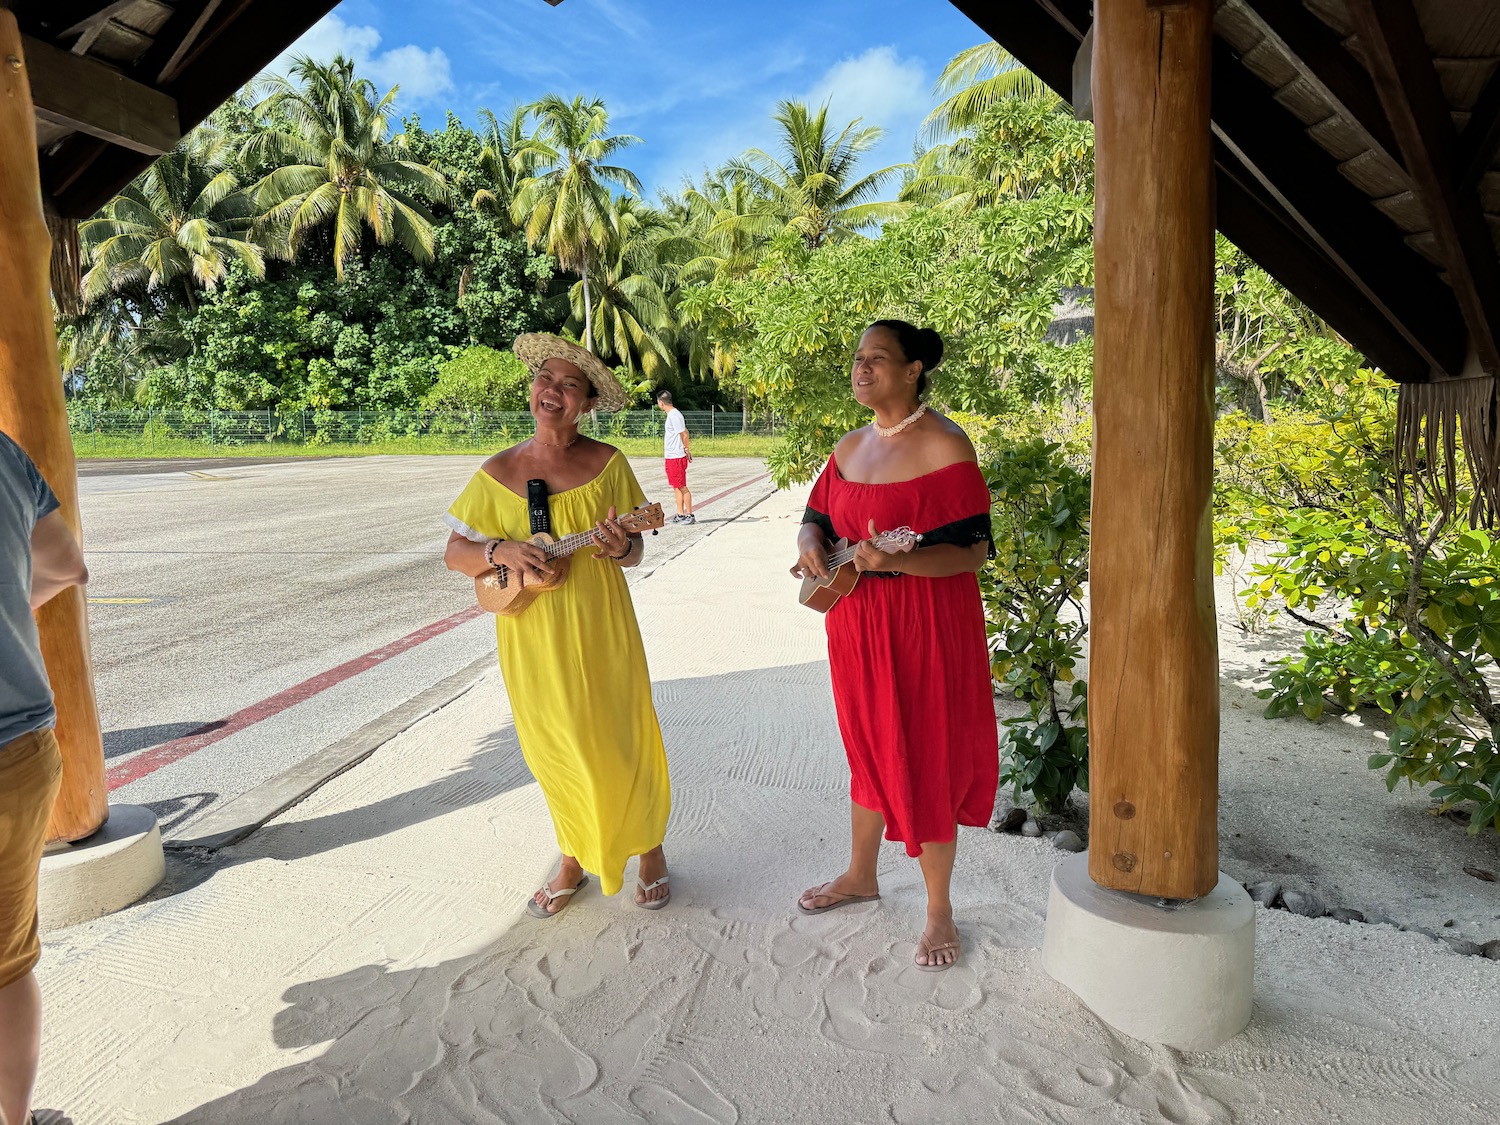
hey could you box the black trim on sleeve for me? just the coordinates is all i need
[919,512,996,560]
[802,505,837,543]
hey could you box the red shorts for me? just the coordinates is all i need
[665,457,689,489]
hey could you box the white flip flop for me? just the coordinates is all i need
[634,874,671,910]
[526,874,588,919]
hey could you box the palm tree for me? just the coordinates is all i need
[471,105,541,228]
[676,171,772,282]
[511,94,643,353]
[921,43,1059,142]
[565,196,677,379]
[244,55,450,278]
[723,100,904,249]
[80,137,264,311]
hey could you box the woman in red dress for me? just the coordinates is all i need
[792,320,998,971]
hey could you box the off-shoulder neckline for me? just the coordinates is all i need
[829,451,979,487]
[477,449,622,502]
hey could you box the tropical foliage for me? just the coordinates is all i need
[1216,373,1500,835]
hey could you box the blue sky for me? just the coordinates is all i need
[275,0,988,197]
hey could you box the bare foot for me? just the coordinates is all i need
[798,871,879,912]
[636,845,670,906]
[915,914,961,969]
[534,857,585,914]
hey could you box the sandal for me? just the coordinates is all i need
[525,873,588,919]
[914,934,961,972]
[797,881,880,916]
[634,874,671,910]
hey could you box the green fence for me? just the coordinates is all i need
[66,409,780,451]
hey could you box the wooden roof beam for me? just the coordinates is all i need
[1216,148,1430,380]
[1212,40,1466,377]
[1239,0,1402,169]
[1348,0,1500,375]
[22,33,179,156]
[1459,63,1500,194]
[134,0,228,86]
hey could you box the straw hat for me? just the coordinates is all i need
[512,333,629,413]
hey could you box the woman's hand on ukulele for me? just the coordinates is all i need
[792,519,832,579]
[854,519,897,574]
[492,539,553,583]
[591,506,631,560]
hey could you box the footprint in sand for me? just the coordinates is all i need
[985,1025,1256,1123]
[471,1008,600,1101]
[504,927,640,1008]
[873,947,986,1012]
[819,970,932,1057]
[629,1057,739,1124]
[598,1010,667,1080]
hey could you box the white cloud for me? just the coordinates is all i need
[803,46,930,139]
[271,14,455,106]
[366,44,454,103]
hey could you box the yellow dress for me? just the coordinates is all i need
[445,451,670,896]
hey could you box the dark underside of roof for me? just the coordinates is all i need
[6,0,340,222]
[952,0,1500,386]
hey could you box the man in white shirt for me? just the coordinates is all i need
[657,391,694,524]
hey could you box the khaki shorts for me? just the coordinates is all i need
[0,729,62,990]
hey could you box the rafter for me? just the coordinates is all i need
[1460,61,1500,194]
[1348,0,1500,375]
[133,0,227,85]
[1216,146,1429,380]
[1238,0,1402,170]
[1212,40,1466,377]
[23,33,179,156]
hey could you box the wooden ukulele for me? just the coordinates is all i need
[476,502,665,617]
[793,527,922,613]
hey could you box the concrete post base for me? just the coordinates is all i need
[38,804,165,932]
[1041,852,1255,1051]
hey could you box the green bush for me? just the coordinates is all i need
[1216,370,1500,834]
[979,431,1092,813]
[423,345,531,412]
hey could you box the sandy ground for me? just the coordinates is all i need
[33,485,1500,1124]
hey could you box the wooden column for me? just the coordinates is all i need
[0,11,108,844]
[1088,0,1219,900]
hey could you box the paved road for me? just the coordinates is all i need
[78,455,774,837]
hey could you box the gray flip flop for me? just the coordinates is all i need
[797,882,881,916]
[526,874,588,919]
[634,874,671,910]
[914,939,961,972]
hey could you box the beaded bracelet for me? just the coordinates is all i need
[484,539,503,571]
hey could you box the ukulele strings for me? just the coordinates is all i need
[490,512,652,584]
[819,527,919,572]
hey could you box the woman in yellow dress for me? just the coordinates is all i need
[443,334,671,917]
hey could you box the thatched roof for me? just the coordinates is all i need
[11,1,339,222]
[952,0,1500,387]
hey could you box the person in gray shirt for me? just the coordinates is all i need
[0,431,87,1125]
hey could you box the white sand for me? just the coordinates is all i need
[34,485,1500,1124]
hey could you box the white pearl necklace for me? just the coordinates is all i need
[873,403,927,438]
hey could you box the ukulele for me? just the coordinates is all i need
[476,502,665,617]
[793,527,922,613]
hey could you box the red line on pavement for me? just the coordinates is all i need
[107,469,773,790]
[696,471,770,509]
[106,605,487,790]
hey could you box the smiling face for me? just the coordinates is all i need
[851,326,922,410]
[530,358,597,424]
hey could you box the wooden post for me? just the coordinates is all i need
[1088,0,1219,900]
[0,12,108,844]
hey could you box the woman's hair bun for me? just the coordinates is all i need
[915,327,944,371]
[869,319,943,374]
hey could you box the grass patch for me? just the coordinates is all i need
[74,432,777,461]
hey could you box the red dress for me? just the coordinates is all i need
[805,454,999,855]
